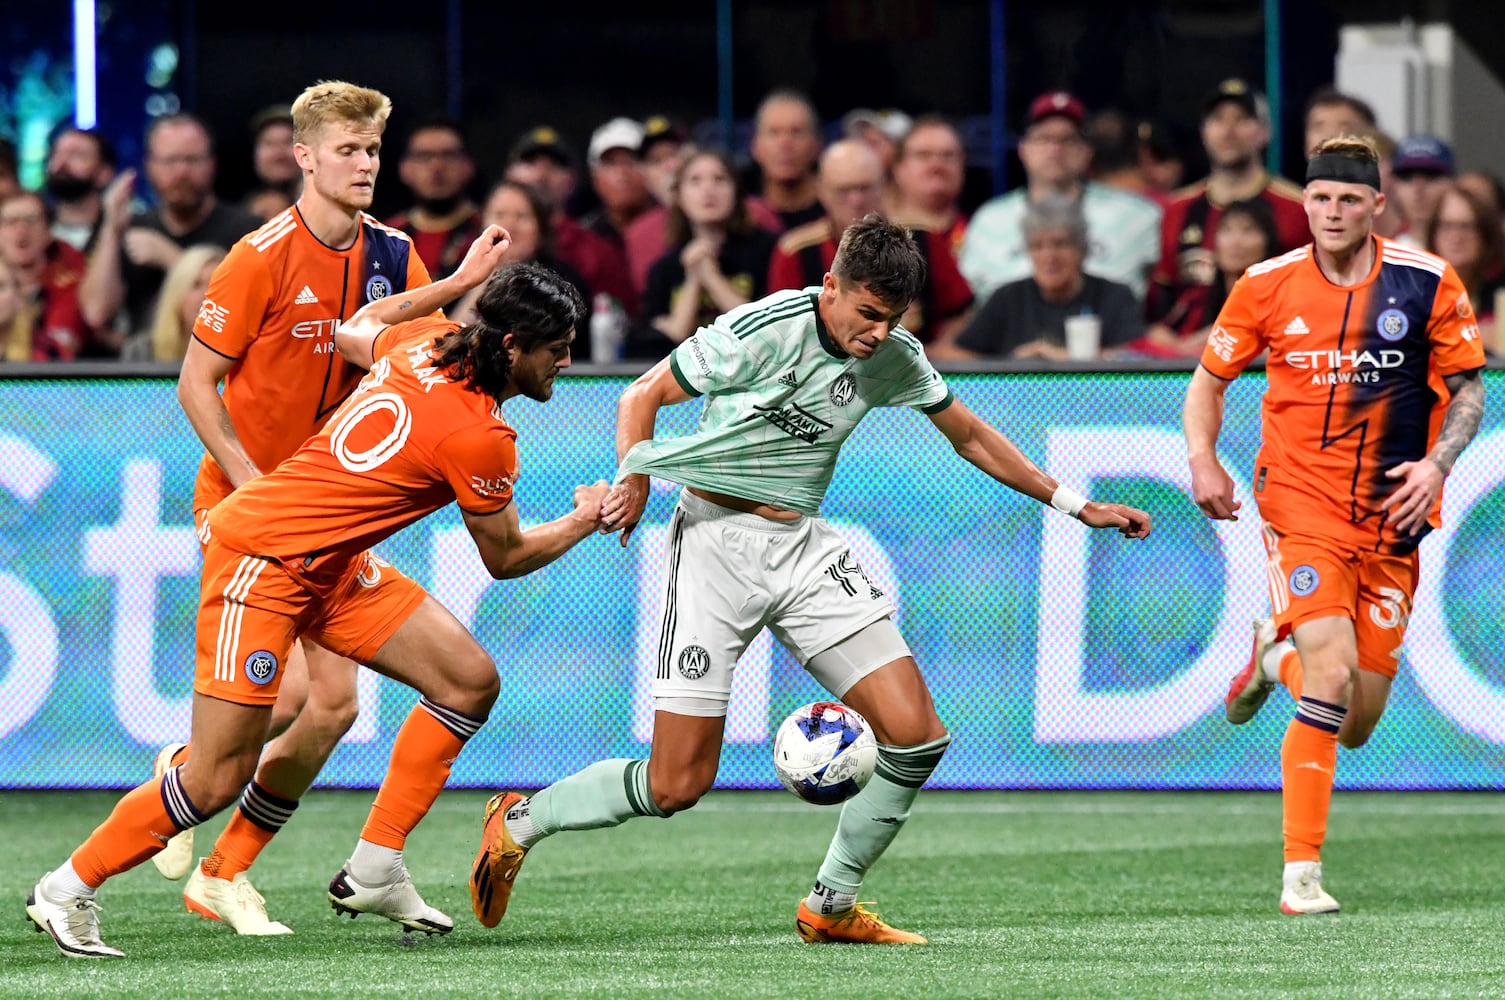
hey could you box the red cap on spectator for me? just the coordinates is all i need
[1027,91,1086,129]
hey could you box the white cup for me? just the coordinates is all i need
[1064,314,1102,360]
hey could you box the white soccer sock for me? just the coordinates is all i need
[347,840,404,885]
[1262,639,1295,682]
[502,797,538,849]
[42,861,95,901]
[804,880,857,916]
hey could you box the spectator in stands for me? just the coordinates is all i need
[628,148,778,359]
[247,105,300,204]
[386,117,483,279]
[1087,110,1163,204]
[952,195,1142,360]
[0,257,25,362]
[581,117,652,249]
[0,190,111,360]
[961,91,1162,302]
[123,243,225,362]
[890,116,969,260]
[1389,134,1456,247]
[770,140,972,350]
[1132,198,1278,359]
[448,180,588,331]
[44,126,116,252]
[1136,118,1185,198]
[749,90,824,231]
[842,108,912,176]
[1302,87,1375,157]
[80,113,260,338]
[1425,184,1505,351]
[1148,79,1307,327]
[1457,171,1505,219]
[505,126,578,214]
[506,127,637,318]
[0,139,19,203]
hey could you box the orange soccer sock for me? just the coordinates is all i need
[71,767,206,888]
[1281,697,1346,863]
[200,780,300,880]
[1276,647,1304,701]
[359,699,484,850]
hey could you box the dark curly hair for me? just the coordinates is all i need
[430,262,586,402]
[831,214,927,309]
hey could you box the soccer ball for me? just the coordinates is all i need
[772,701,878,805]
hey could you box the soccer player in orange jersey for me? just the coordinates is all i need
[1183,135,1486,914]
[162,81,436,934]
[25,239,603,958]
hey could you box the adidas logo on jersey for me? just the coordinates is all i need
[1283,316,1310,336]
[295,285,319,305]
[778,370,799,389]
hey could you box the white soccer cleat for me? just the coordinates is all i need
[183,865,293,935]
[25,877,124,958]
[1225,619,1279,725]
[150,742,194,880]
[1280,861,1340,915]
[327,864,453,935]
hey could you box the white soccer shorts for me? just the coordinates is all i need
[651,490,899,713]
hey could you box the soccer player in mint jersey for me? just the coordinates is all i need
[471,215,1152,944]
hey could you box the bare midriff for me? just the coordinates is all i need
[688,486,802,522]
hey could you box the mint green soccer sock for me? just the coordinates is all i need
[523,759,667,846]
[814,735,951,894]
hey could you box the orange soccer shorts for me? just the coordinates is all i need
[1259,522,1418,679]
[194,538,426,706]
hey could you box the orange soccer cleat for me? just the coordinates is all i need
[795,899,927,945]
[470,791,529,928]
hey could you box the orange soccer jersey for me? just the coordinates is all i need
[190,207,432,511]
[206,315,518,590]
[1201,236,1487,552]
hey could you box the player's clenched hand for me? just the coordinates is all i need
[599,474,649,545]
[1382,457,1445,536]
[455,224,513,287]
[1079,502,1152,539]
[1189,454,1241,521]
[570,480,611,526]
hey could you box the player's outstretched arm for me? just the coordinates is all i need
[927,397,1151,538]
[177,337,262,490]
[461,480,609,579]
[600,356,694,544]
[1383,367,1486,534]
[336,224,513,370]
[1182,366,1242,521]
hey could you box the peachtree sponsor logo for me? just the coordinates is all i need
[752,403,832,443]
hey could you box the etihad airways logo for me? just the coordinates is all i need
[753,402,831,443]
[1286,348,1405,384]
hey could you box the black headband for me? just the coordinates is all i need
[1306,153,1381,190]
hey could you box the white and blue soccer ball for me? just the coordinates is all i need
[772,701,878,805]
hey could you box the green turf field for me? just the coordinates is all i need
[3,790,1504,998]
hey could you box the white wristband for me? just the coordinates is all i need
[1050,485,1088,518]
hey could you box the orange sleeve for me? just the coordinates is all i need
[1429,264,1489,375]
[1199,271,1270,379]
[192,241,273,358]
[435,424,518,515]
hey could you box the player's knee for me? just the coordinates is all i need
[180,754,258,814]
[650,775,710,815]
[1338,721,1376,749]
[304,694,361,746]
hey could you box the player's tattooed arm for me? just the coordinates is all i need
[1429,368,1485,475]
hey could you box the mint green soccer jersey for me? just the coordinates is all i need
[618,288,954,516]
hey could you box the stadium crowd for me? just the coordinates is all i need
[2,80,1502,366]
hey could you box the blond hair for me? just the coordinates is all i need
[1312,133,1380,164]
[291,80,392,145]
[149,244,225,362]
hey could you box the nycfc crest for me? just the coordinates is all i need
[1289,565,1320,598]
[678,645,711,680]
[1377,308,1408,342]
[366,274,392,301]
[828,373,856,407]
[244,650,279,686]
